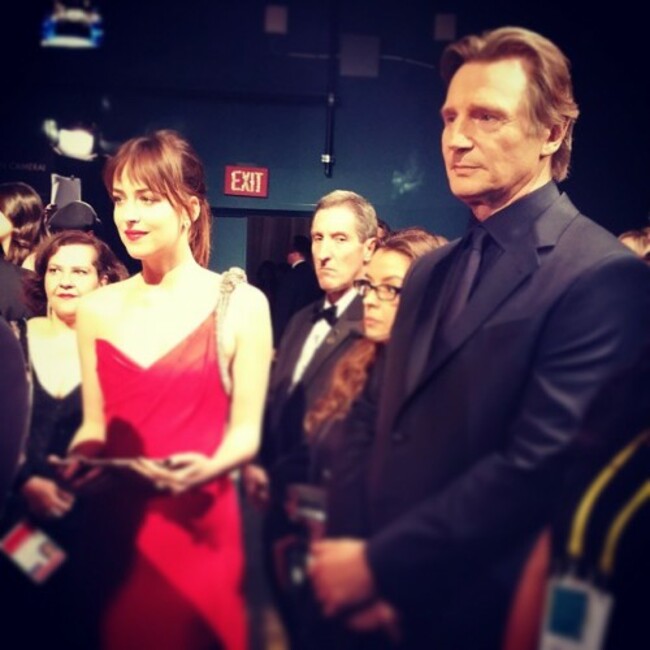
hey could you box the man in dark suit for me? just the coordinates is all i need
[0,316,29,514]
[309,27,650,649]
[244,189,377,647]
[0,257,32,321]
[272,234,324,347]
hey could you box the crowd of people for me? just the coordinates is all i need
[0,24,649,650]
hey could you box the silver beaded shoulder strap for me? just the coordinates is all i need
[215,267,247,395]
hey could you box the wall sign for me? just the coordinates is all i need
[224,165,269,198]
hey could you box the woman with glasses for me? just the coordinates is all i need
[295,227,446,648]
[304,227,447,538]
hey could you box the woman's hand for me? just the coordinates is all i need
[20,476,75,519]
[48,440,106,492]
[129,453,218,495]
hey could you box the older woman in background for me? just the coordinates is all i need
[1,230,127,650]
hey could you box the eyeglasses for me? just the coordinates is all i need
[353,278,402,302]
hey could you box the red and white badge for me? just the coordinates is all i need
[0,520,66,583]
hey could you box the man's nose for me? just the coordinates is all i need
[445,117,473,149]
[316,240,332,261]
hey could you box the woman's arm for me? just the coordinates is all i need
[67,293,108,452]
[209,282,273,472]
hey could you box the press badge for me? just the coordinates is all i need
[0,520,66,584]
[539,574,613,650]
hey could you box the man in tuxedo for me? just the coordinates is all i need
[272,234,324,347]
[245,189,377,647]
[309,27,650,648]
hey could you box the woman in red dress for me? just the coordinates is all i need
[66,130,273,649]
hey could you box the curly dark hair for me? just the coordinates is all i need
[24,231,128,315]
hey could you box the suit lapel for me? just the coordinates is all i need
[380,246,457,431]
[423,245,538,380]
[300,296,363,386]
[403,246,459,392]
[270,307,315,396]
[400,192,581,408]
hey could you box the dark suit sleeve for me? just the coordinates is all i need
[366,255,650,608]
[0,318,29,510]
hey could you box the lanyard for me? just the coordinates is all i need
[567,428,649,577]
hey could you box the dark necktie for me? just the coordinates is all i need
[443,226,488,326]
[312,304,338,326]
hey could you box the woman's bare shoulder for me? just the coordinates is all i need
[78,274,138,317]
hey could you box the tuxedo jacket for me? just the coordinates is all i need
[364,190,650,648]
[261,295,364,497]
[272,261,323,346]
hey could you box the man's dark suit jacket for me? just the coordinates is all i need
[363,185,650,648]
[0,258,31,321]
[262,294,364,493]
[272,261,324,347]
[260,294,365,649]
[0,317,29,513]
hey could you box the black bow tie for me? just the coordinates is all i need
[312,304,338,326]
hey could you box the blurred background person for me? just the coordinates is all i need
[376,218,392,242]
[0,230,127,650]
[618,226,650,264]
[63,129,272,650]
[504,345,650,650]
[0,317,29,515]
[255,258,286,321]
[0,181,47,270]
[46,199,103,236]
[272,234,323,347]
[0,256,32,322]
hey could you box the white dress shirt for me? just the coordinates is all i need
[291,288,357,386]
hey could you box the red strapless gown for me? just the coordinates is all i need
[92,313,246,650]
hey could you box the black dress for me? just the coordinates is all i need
[0,342,85,650]
[303,346,395,650]
[309,345,386,538]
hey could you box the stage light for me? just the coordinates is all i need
[43,119,98,161]
[41,2,104,49]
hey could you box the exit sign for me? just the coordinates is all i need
[224,165,269,198]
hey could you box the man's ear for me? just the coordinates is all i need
[99,275,108,287]
[541,120,568,157]
[363,237,377,262]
